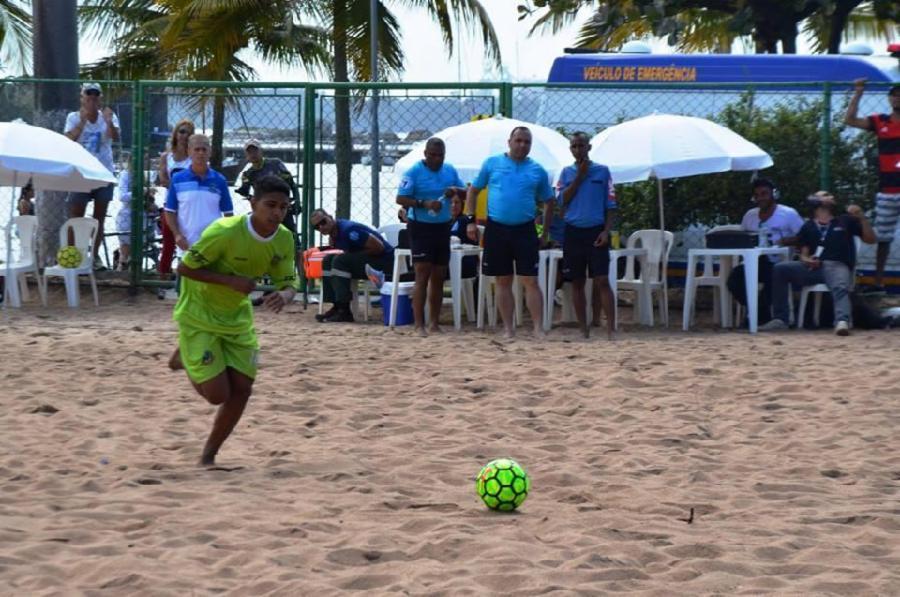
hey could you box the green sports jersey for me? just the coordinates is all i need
[174,215,297,334]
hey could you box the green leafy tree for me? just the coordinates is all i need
[80,0,331,168]
[323,0,501,218]
[612,92,878,234]
[0,0,31,75]
[519,0,898,54]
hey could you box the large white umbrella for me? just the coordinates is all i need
[395,114,572,183]
[589,113,773,231]
[1,120,117,308]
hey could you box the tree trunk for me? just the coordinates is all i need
[828,0,858,54]
[211,93,225,170]
[32,0,78,117]
[333,0,352,220]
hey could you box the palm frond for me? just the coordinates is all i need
[0,0,32,75]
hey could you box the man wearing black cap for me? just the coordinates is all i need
[64,82,120,268]
[845,79,900,289]
[235,139,300,238]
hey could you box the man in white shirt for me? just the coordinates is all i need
[727,177,804,325]
[64,82,120,268]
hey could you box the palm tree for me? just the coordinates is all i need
[520,0,897,54]
[80,0,331,168]
[324,0,502,218]
[0,0,31,75]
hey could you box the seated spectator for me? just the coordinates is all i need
[17,182,34,216]
[727,177,803,325]
[449,193,479,279]
[311,208,394,323]
[761,191,876,336]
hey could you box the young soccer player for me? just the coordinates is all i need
[173,174,297,466]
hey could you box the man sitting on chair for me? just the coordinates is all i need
[310,209,394,323]
[727,177,803,326]
[761,191,876,336]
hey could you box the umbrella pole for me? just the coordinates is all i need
[3,172,18,311]
[656,177,669,326]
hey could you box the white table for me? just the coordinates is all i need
[388,244,483,330]
[682,246,788,334]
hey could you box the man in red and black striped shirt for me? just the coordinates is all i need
[845,80,900,289]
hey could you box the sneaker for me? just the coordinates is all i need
[365,264,385,289]
[834,320,850,336]
[321,306,354,323]
[759,318,788,331]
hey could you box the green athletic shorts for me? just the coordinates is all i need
[178,324,259,384]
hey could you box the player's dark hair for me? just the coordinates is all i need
[570,131,591,142]
[253,174,291,199]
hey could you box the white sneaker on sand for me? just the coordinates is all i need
[834,320,850,336]
[759,319,788,331]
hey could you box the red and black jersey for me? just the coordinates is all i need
[868,113,900,194]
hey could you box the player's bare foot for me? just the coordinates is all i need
[533,327,547,341]
[428,324,443,334]
[199,453,215,467]
[581,325,590,339]
[415,326,428,338]
[501,328,516,340]
[168,348,183,371]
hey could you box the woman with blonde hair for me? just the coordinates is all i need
[156,119,195,293]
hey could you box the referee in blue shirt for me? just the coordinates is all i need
[464,126,555,339]
[396,138,466,336]
[548,132,618,339]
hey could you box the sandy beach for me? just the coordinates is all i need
[2,286,899,595]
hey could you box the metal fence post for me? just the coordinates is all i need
[820,82,832,191]
[499,82,513,117]
[129,79,145,291]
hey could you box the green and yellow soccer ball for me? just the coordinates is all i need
[475,458,530,512]
[56,246,83,268]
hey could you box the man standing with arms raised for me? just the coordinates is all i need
[64,82,120,268]
[465,126,554,338]
[845,80,900,290]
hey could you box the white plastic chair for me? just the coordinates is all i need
[1,215,45,307]
[616,230,674,326]
[687,224,744,328]
[797,237,862,328]
[41,217,99,308]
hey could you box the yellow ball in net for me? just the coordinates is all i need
[56,246,83,268]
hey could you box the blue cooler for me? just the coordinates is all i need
[380,281,414,326]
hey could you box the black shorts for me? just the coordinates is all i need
[482,220,540,277]
[562,224,610,281]
[408,220,451,266]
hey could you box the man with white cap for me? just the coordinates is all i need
[64,82,120,268]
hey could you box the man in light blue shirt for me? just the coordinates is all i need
[547,132,618,339]
[464,126,555,338]
[396,137,465,336]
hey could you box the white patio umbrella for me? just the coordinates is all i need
[1,120,117,308]
[394,114,572,183]
[589,113,773,231]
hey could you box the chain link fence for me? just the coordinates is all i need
[1,78,894,296]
